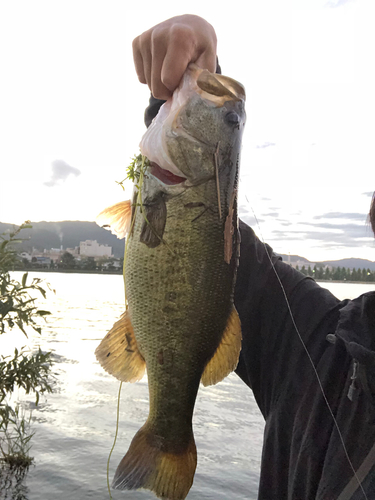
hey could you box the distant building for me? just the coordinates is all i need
[42,248,63,260]
[34,256,51,266]
[79,240,112,258]
[65,247,79,257]
[102,260,122,269]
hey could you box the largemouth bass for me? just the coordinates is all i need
[96,64,246,500]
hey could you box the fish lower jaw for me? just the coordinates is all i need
[149,162,187,186]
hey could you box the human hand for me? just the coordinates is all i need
[132,14,217,100]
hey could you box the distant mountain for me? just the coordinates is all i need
[0,221,125,258]
[319,258,375,272]
[1,221,374,269]
[280,253,375,271]
[279,254,311,264]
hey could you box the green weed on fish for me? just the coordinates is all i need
[123,154,175,255]
[116,153,150,190]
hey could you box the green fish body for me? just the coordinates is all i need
[96,64,246,500]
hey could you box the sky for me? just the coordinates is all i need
[0,0,374,262]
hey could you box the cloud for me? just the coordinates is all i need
[325,0,355,7]
[44,160,81,187]
[277,219,293,227]
[268,222,373,248]
[256,142,276,149]
[263,212,279,218]
[302,221,368,233]
[239,213,264,227]
[313,212,367,221]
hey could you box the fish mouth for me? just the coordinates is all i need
[150,162,187,185]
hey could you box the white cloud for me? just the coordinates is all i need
[44,160,81,187]
[326,0,355,7]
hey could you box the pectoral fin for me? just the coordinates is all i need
[140,194,167,248]
[96,200,132,239]
[95,310,146,382]
[201,307,242,387]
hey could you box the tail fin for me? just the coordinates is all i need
[112,422,197,500]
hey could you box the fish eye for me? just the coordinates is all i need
[225,111,241,126]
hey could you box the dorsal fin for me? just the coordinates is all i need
[96,200,132,239]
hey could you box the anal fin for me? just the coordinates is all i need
[95,310,145,382]
[201,306,242,387]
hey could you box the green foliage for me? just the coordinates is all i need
[116,153,150,189]
[58,251,76,269]
[0,405,35,469]
[0,223,54,470]
[81,257,97,271]
[0,347,53,470]
[0,273,51,336]
[297,263,375,282]
[0,348,53,408]
[1,223,53,336]
[0,223,32,273]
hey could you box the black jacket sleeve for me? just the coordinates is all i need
[234,220,341,417]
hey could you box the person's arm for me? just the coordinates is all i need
[235,221,342,416]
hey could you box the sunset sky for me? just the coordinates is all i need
[1,0,374,261]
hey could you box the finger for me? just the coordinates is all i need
[150,33,172,100]
[132,36,146,84]
[133,32,153,90]
[141,46,153,91]
[195,47,217,74]
[160,27,196,92]
[161,51,192,95]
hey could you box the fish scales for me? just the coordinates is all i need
[126,179,234,441]
[96,64,246,500]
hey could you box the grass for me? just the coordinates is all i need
[0,404,35,471]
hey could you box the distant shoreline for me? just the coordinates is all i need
[10,268,375,285]
[316,279,375,285]
[12,268,122,275]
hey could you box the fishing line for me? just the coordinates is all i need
[245,193,368,500]
[106,184,139,499]
[107,381,123,499]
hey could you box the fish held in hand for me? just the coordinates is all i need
[96,64,246,500]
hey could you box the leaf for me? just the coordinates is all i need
[21,273,28,287]
[36,310,51,316]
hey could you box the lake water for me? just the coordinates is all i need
[0,273,374,500]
